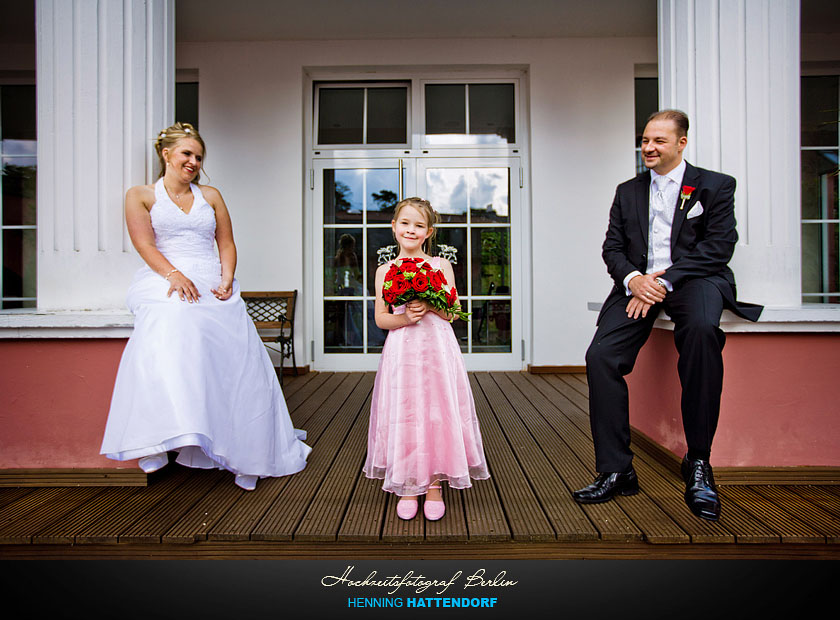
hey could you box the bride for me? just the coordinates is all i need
[100,122,310,490]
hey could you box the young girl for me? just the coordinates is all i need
[363,197,490,521]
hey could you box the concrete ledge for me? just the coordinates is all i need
[587,302,840,333]
[0,309,134,338]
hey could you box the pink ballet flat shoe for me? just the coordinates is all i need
[138,453,168,473]
[424,485,445,521]
[396,497,418,520]
[235,474,258,491]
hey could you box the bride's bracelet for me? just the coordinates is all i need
[164,268,180,280]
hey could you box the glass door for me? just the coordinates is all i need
[417,158,521,370]
[313,157,520,370]
[313,159,413,370]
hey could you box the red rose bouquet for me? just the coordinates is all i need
[382,257,470,321]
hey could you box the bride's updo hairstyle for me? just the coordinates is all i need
[393,197,440,254]
[154,122,206,183]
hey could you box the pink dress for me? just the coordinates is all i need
[363,257,490,496]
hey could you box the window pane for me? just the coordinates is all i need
[801,222,839,299]
[324,300,363,353]
[425,84,466,139]
[324,169,363,224]
[367,300,387,353]
[802,76,839,147]
[318,88,364,144]
[434,227,467,294]
[2,228,36,298]
[365,168,400,223]
[471,228,511,296]
[1,85,36,142]
[324,229,363,297]
[469,168,509,223]
[2,157,36,226]
[367,88,407,144]
[635,78,658,146]
[175,82,199,129]
[468,84,515,144]
[472,299,512,353]
[366,227,397,296]
[801,150,839,220]
[426,168,468,223]
[1,299,36,310]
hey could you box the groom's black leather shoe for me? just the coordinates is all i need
[681,457,721,521]
[572,467,639,504]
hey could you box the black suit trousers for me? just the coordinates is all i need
[586,278,726,473]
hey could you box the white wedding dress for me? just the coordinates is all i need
[101,179,311,487]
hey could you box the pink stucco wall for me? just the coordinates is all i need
[628,330,840,467]
[0,339,133,469]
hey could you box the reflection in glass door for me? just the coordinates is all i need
[314,158,519,370]
[316,161,410,367]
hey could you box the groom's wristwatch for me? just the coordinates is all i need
[655,277,667,290]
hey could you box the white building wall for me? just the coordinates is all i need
[175,36,657,367]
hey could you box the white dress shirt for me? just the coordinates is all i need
[622,159,686,295]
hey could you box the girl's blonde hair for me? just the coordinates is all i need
[154,122,206,183]
[393,197,440,254]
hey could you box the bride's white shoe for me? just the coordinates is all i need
[138,453,168,473]
[235,474,258,491]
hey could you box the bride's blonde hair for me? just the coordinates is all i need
[154,122,206,183]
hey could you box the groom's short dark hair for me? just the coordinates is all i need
[646,109,689,138]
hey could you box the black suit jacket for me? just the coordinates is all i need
[598,162,762,324]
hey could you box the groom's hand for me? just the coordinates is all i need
[628,271,667,304]
[626,296,654,319]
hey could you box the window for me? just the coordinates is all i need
[176,81,199,129]
[424,83,515,145]
[1,84,37,310]
[634,77,658,173]
[801,75,839,304]
[315,83,409,146]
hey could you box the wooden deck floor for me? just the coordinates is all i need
[1,372,839,559]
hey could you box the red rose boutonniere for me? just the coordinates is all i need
[679,185,696,211]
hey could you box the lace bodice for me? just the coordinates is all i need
[150,178,217,264]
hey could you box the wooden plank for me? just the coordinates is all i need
[629,446,779,544]
[515,373,643,541]
[280,370,318,399]
[494,373,600,541]
[720,486,825,543]
[286,372,335,418]
[337,473,387,542]
[751,485,840,543]
[210,373,364,541]
[162,478,244,544]
[0,488,33,508]
[786,486,840,519]
[381,492,424,542]
[0,488,72,531]
[0,469,146,487]
[75,467,193,544]
[252,374,373,541]
[119,469,226,543]
[461,478,511,542]
[293,390,373,541]
[425,483,469,542]
[558,373,589,398]
[469,374,554,541]
[630,457,734,543]
[0,488,103,544]
[33,487,141,545]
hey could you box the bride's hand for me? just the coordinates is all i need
[166,272,201,303]
[212,279,234,301]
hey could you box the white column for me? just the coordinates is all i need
[36,0,174,310]
[658,0,800,307]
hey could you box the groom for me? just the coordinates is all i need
[573,110,762,521]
